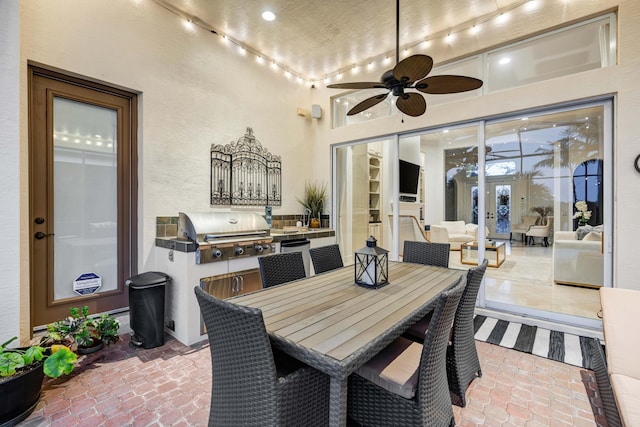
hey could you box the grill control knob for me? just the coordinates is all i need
[212,249,222,258]
[234,246,244,256]
[263,244,272,251]
[254,244,264,253]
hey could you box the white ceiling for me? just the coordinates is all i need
[159,0,527,81]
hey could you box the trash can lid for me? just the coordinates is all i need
[126,271,171,288]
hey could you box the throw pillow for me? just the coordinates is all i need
[575,225,593,240]
[583,231,602,242]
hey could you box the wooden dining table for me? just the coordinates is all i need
[228,261,464,426]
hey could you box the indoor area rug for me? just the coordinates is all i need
[473,315,598,369]
[448,252,553,287]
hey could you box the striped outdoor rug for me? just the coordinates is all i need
[473,315,597,369]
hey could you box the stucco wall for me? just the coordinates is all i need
[312,0,640,292]
[14,0,316,340]
[0,0,20,341]
[7,0,640,340]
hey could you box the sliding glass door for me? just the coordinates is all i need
[333,99,611,328]
[482,104,609,325]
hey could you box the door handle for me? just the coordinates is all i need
[34,232,55,240]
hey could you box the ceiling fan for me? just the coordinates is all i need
[327,0,483,117]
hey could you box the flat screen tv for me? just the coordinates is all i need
[399,159,420,194]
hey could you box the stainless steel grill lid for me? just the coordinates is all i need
[178,212,270,243]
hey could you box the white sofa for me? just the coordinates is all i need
[553,230,603,288]
[430,221,485,250]
[599,288,640,426]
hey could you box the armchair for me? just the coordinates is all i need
[430,221,488,250]
[525,216,553,246]
[509,215,538,242]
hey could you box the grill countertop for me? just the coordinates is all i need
[155,228,335,253]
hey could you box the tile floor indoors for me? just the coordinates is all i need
[20,333,601,427]
[449,239,602,320]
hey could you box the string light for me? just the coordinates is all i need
[151,0,539,86]
[317,0,537,83]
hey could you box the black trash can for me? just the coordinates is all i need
[126,271,170,349]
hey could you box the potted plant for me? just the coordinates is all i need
[40,306,90,352]
[40,306,119,354]
[573,200,592,226]
[297,181,326,228]
[93,314,120,346]
[0,337,76,426]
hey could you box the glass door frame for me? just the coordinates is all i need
[331,98,612,329]
[480,99,612,329]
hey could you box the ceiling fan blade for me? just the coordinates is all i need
[392,54,433,84]
[414,75,484,94]
[327,82,386,89]
[347,93,389,116]
[395,92,426,117]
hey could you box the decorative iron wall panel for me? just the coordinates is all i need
[210,128,281,206]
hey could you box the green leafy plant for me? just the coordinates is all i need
[40,306,91,349]
[297,181,326,220]
[40,306,120,349]
[0,337,76,379]
[93,314,120,345]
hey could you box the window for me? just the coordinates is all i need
[332,14,616,128]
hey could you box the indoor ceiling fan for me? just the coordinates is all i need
[327,0,483,117]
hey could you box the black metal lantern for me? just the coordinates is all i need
[354,236,389,289]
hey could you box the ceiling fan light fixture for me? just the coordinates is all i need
[327,0,483,118]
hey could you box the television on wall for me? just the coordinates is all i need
[399,159,421,195]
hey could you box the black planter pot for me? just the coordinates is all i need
[0,362,44,427]
[77,338,104,355]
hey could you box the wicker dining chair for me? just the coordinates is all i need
[258,251,306,288]
[402,240,451,267]
[347,276,465,427]
[404,259,488,407]
[194,287,329,426]
[446,258,488,407]
[309,244,344,274]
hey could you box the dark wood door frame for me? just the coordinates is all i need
[28,64,138,329]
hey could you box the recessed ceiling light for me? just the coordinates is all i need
[262,11,276,21]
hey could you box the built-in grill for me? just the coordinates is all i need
[178,212,275,264]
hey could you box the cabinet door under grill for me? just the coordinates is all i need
[200,268,262,299]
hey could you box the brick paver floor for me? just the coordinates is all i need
[21,334,598,426]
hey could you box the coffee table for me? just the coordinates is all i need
[460,240,506,267]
